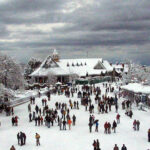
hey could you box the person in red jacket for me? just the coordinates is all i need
[68,119,72,130]
[108,122,111,134]
[113,144,119,150]
[40,116,43,125]
[92,140,97,150]
[10,145,16,150]
[104,122,108,134]
[15,116,19,126]
[116,114,120,124]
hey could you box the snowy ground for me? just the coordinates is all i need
[0,83,150,150]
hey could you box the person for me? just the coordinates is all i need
[63,119,66,130]
[104,122,108,134]
[12,117,15,126]
[116,114,120,124]
[72,115,76,125]
[68,119,72,130]
[115,104,118,113]
[112,120,117,133]
[113,144,119,150]
[121,144,127,150]
[129,110,133,118]
[15,116,19,126]
[22,132,26,145]
[96,139,100,150]
[92,140,97,150]
[59,118,62,130]
[108,122,111,134]
[89,122,93,133]
[148,129,150,142]
[29,113,32,122]
[10,145,16,150]
[95,121,99,132]
[133,120,137,131]
[28,104,31,112]
[17,132,20,145]
[136,120,140,131]
[20,132,23,146]
[35,133,40,146]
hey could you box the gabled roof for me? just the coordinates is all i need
[30,57,113,77]
[42,56,59,68]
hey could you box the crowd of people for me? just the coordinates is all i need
[28,97,77,131]
[0,82,149,150]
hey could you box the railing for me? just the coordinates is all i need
[4,90,49,108]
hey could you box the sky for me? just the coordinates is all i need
[0,0,150,65]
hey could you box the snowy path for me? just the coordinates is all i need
[0,83,150,150]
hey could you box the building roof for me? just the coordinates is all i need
[30,56,113,77]
[121,83,150,94]
[112,64,129,73]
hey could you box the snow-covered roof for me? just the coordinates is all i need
[112,64,123,69]
[112,64,129,73]
[30,57,113,77]
[121,83,150,94]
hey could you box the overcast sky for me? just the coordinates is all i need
[0,0,150,65]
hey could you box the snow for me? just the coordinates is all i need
[112,64,129,73]
[30,57,113,77]
[121,83,150,94]
[0,82,150,150]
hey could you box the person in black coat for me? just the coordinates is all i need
[22,132,26,145]
[17,132,20,145]
[20,132,23,146]
[112,120,117,133]
[12,117,15,126]
[121,144,127,150]
[96,139,100,149]
[72,115,76,126]
[89,122,93,133]
[29,113,32,122]
[63,120,66,130]
[35,117,38,126]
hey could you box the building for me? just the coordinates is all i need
[112,63,129,74]
[121,83,150,106]
[29,50,114,84]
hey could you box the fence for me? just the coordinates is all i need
[4,90,48,108]
[75,76,112,85]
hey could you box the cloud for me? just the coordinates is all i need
[0,0,150,65]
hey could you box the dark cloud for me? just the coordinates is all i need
[0,0,150,64]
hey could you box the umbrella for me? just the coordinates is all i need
[55,82,62,85]
[94,120,99,123]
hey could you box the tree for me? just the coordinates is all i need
[0,84,15,102]
[0,53,25,90]
[122,61,150,85]
[24,57,42,78]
